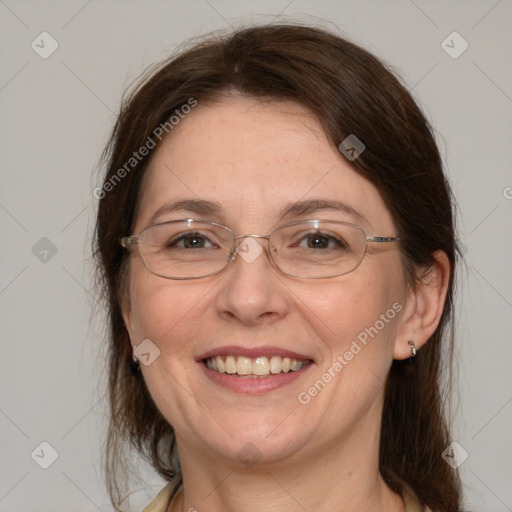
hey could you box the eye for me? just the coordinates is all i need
[168,232,217,249]
[297,232,347,250]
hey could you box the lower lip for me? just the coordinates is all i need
[199,362,314,394]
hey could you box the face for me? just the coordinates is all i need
[123,96,409,469]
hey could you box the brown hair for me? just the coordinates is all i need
[94,23,461,511]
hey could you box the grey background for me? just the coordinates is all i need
[1,0,511,510]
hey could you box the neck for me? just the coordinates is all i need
[171,422,404,512]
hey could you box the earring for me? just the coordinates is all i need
[408,340,417,358]
[129,354,140,375]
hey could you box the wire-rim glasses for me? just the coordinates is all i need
[121,219,401,280]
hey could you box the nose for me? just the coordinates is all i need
[215,236,289,327]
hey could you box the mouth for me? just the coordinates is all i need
[196,346,314,394]
[204,355,311,377]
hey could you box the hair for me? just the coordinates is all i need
[94,23,461,511]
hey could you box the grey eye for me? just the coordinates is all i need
[168,232,216,249]
[297,233,346,250]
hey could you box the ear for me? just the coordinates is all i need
[393,250,451,360]
[119,272,134,339]
[122,301,133,337]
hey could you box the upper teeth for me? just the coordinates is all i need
[205,355,308,376]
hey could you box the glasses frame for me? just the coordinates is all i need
[121,218,402,280]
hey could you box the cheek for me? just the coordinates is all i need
[127,275,212,411]
[302,255,406,363]
[126,267,208,352]
[292,260,405,422]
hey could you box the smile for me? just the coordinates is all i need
[197,345,314,393]
[204,355,310,377]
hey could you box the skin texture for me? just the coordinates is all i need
[123,96,450,511]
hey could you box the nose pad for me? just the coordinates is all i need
[269,242,278,257]
[227,237,251,263]
[228,244,238,263]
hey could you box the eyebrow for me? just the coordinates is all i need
[148,198,369,227]
[278,199,369,226]
[148,199,224,225]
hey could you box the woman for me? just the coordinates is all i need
[94,24,461,511]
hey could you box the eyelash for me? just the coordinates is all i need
[166,231,348,250]
[167,232,218,249]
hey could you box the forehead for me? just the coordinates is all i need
[134,96,394,233]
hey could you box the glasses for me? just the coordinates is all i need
[121,219,401,280]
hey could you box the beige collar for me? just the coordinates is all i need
[141,478,180,512]
[142,477,430,512]
[401,481,430,512]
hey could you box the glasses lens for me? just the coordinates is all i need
[270,221,367,278]
[139,221,233,279]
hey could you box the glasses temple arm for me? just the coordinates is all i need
[366,236,402,243]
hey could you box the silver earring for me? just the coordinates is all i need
[408,340,417,358]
